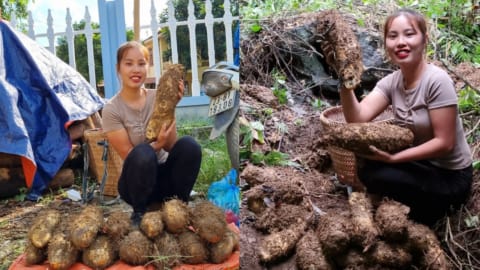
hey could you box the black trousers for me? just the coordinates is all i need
[358,159,472,225]
[118,136,202,213]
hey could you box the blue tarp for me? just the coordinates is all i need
[0,20,105,200]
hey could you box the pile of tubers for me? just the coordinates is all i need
[24,199,239,270]
[247,187,451,269]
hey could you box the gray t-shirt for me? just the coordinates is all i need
[102,88,168,162]
[373,63,472,170]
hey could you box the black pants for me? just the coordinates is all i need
[118,136,202,213]
[358,159,472,225]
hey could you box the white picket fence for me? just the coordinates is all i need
[9,0,239,98]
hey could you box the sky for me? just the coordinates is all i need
[27,0,168,43]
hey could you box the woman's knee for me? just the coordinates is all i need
[173,136,202,159]
[126,143,157,163]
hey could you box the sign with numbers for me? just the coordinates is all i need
[208,89,236,116]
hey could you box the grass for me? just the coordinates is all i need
[177,119,232,196]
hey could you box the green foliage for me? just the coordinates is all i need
[159,0,239,67]
[251,150,300,167]
[240,0,337,34]
[311,98,326,110]
[13,187,27,202]
[178,120,231,195]
[0,0,29,21]
[271,69,288,105]
[56,21,134,94]
[458,87,480,113]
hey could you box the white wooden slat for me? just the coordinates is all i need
[27,12,34,39]
[187,0,200,96]
[150,0,161,84]
[84,6,96,88]
[223,0,234,64]
[167,0,179,64]
[65,8,76,68]
[205,0,215,67]
[46,10,55,54]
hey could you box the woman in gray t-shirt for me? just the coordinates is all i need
[102,41,202,225]
[339,9,472,225]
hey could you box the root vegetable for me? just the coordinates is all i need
[407,222,452,269]
[178,230,209,264]
[153,232,182,269]
[162,199,190,234]
[24,240,46,266]
[140,210,164,239]
[69,205,103,249]
[334,248,367,269]
[316,10,363,90]
[255,204,309,234]
[47,233,79,270]
[369,241,412,268]
[82,235,116,269]
[191,200,227,243]
[348,192,379,250]
[210,229,239,264]
[296,230,332,270]
[316,211,352,256]
[375,199,410,242]
[258,223,305,263]
[119,230,154,265]
[324,122,414,155]
[145,64,185,141]
[28,209,61,248]
[103,211,130,241]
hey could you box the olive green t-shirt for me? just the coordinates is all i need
[102,88,168,163]
[373,63,472,170]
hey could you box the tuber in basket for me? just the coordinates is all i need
[320,106,393,190]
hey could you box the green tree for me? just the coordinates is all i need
[159,0,239,68]
[0,0,29,20]
[56,21,134,88]
[56,21,103,85]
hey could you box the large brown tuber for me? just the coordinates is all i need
[103,211,131,241]
[47,233,79,270]
[296,230,333,270]
[407,222,452,269]
[191,200,227,243]
[369,241,412,268]
[209,229,239,264]
[258,223,305,264]
[82,235,116,269]
[145,64,185,141]
[119,230,154,265]
[24,240,46,266]
[316,211,352,256]
[178,230,209,264]
[375,199,410,242]
[153,232,182,270]
[348,192,379,251]
[162,198,190,234]
[316,10,363,90]
[325,122,414,155]
[140,210,164,239]
[28,209,61,248]
[69,205,103,249]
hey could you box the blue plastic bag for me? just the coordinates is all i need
[207,169,240,217]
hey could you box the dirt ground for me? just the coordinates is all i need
[238,62,480,269]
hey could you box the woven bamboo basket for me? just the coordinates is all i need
[83,128,123,196]
[320,106,394,190]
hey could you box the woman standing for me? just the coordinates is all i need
[340,9,473,225]
[102,41,202,225]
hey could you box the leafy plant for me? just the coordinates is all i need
[458,87,480,113]
[250,150,300,167]
[13,187,28,202]
[271,69,289,105]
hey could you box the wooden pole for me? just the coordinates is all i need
[133,0,140,41]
